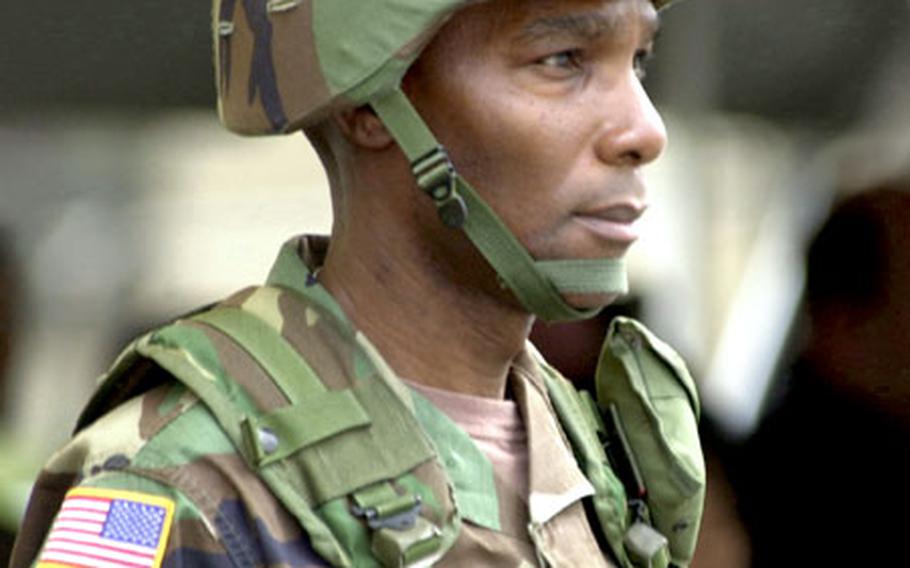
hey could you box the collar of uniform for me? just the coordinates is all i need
[265,235,355,326]
[511,350,596,525]
[265,235,416,401]
[408,389,501,531]
[266,235,328,295]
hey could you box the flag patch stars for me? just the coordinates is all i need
[37,487,175,568]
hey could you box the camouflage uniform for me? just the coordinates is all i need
[14,1,705,566]
[12,237,617,567]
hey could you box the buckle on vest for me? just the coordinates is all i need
[352,493,423,530]
[372,517,442,568]
[624,521,669,567]
[411,146,467,229]
[351,483,443,566]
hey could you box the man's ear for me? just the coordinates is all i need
[334,106,394,150]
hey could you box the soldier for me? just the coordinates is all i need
[12,0,705,567]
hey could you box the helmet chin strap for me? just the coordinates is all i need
[370,88,628,322]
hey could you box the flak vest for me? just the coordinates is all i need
[31,237,707,567]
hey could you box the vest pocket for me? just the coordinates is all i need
[596,317,706,566]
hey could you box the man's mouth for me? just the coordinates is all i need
[573,202,647,245]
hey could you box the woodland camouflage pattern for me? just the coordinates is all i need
[12,237,617,567]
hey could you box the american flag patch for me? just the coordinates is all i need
[37,487,175,568]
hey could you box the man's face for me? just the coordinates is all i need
[404,0,666,307]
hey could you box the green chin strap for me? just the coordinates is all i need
[371,88,628,323]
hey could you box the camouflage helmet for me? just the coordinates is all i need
[214,0,677,135]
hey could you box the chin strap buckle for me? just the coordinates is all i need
[411,146,468,229]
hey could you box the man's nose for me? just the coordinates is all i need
[594,73,668,167]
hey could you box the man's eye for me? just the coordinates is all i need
[538,49,583,70]
[634,48,653,80]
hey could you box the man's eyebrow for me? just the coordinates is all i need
[516,7,660,45]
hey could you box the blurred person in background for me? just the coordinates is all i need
[732,184,910,567]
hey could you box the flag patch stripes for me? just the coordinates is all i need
[37,487,175,568]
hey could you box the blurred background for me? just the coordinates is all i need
[2,1,909,566]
